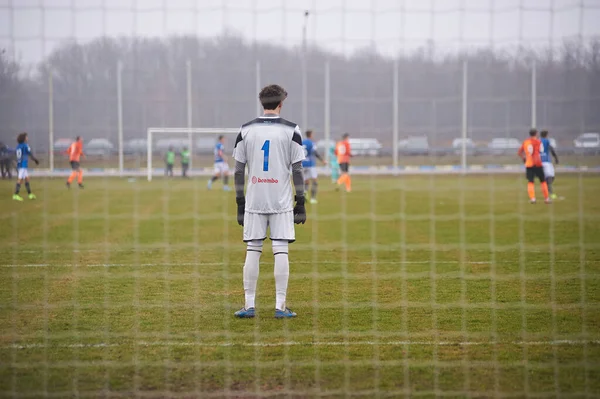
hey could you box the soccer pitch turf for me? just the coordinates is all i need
[1,174,599,397]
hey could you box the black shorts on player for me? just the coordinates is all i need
[526,166,545,183]
[70,161,80,171]
[339,163,349,173]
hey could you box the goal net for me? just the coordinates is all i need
[1,0,599,398]
[146,128,239,181]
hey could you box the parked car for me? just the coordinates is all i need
[86,138,114,157]
[124,139,147,155]
[398,136,429,155]
[487,137,521,155]
[53,138,71,154]
[574,132,600,149]
[195,137,216,155]
[452,138,475,155]
[155,138,190,154]
[348,138,382,156]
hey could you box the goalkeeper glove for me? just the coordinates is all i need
[236,197,245,226]
[293,195,306,224]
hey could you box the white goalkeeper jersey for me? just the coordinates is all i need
[233,115,305,214]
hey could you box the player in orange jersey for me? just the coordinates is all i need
[335,133,352,192]
[66,136,84,189]
[518,129,549,204]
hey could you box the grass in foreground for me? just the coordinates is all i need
[0,174,599,397]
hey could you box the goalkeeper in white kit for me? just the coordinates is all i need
[232,84,307,319]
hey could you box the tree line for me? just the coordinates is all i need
[1,35,599,148]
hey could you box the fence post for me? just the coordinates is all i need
[531,59,537,128]
[392,58,399,170]
[117,60,124,175]
[186,60,193,170]
[48,69,54,172]
[461,60,468,173]
[324,61,330,150]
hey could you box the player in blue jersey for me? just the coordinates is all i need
[207,135,231,191]
[327,143,340,184]
[540,130,559,200]
[13,132,39,201]
[302,130,325,204]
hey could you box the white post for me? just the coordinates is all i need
[392,58,399,170]
[531,59,537,128]
[117,60,124,175]
[147,129,152,181]
[324,61,330,147]
[48,69,54,172]
[255,60,261,116]
[461,60,468,172]
[302,10,309,131]
[186,60,193,170]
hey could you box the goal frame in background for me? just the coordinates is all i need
[146,127,239,181]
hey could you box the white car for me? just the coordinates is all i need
[53,138,72,154]
[452,138,475,155]
[487,137,521,155]
[124,139,147,155]
[86,138,114,157]
[348,138,382,156]
[156,138,189,153]
[398,136,429,155]
[574,133,600,148]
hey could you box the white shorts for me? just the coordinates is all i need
[304,166,317,180]
[213,162,229,175]
[243,211,295,243]
[542,162,555,178]
[17,168,28,179]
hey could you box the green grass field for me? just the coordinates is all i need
[1,174,599,398]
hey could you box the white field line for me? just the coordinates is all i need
[1,259,594,268]
[6,339,600,350]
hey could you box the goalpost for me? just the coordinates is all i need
[146,127,239,181]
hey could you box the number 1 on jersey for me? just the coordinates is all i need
[261,140,270,171]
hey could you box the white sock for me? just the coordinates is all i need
[243,240,262,309]
[273,240,290,311]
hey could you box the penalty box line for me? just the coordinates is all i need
[1,259,594,268]
[6,339,600,350]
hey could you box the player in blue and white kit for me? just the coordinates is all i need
[302,130,325,204]
[540,130,559,200]
[13,132,39,201]
[207,135,231,191]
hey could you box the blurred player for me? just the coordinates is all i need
[335,133,352,192]
[208,135,231,191]
[66,136,84,189]
[12,132,39,201]
[328,142,340,184]
[518,129,550,204]
[165,146,175,177]
[180,146,190,178]
[0,142,13,179]
[232,84,306,319]
[540,130,559,200]
[302,130,325,204]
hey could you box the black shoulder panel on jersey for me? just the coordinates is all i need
[292,131,303,146]
[277,118,298,128]
[234,132,243,148]
[241,118,262,128]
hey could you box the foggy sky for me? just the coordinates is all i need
[1,0,600,63]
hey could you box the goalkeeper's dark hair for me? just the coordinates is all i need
[259,84,287,110]
[17,132,27,144]
[540,130,549,138]
[342,133,349,140]
[529,128,538,137]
